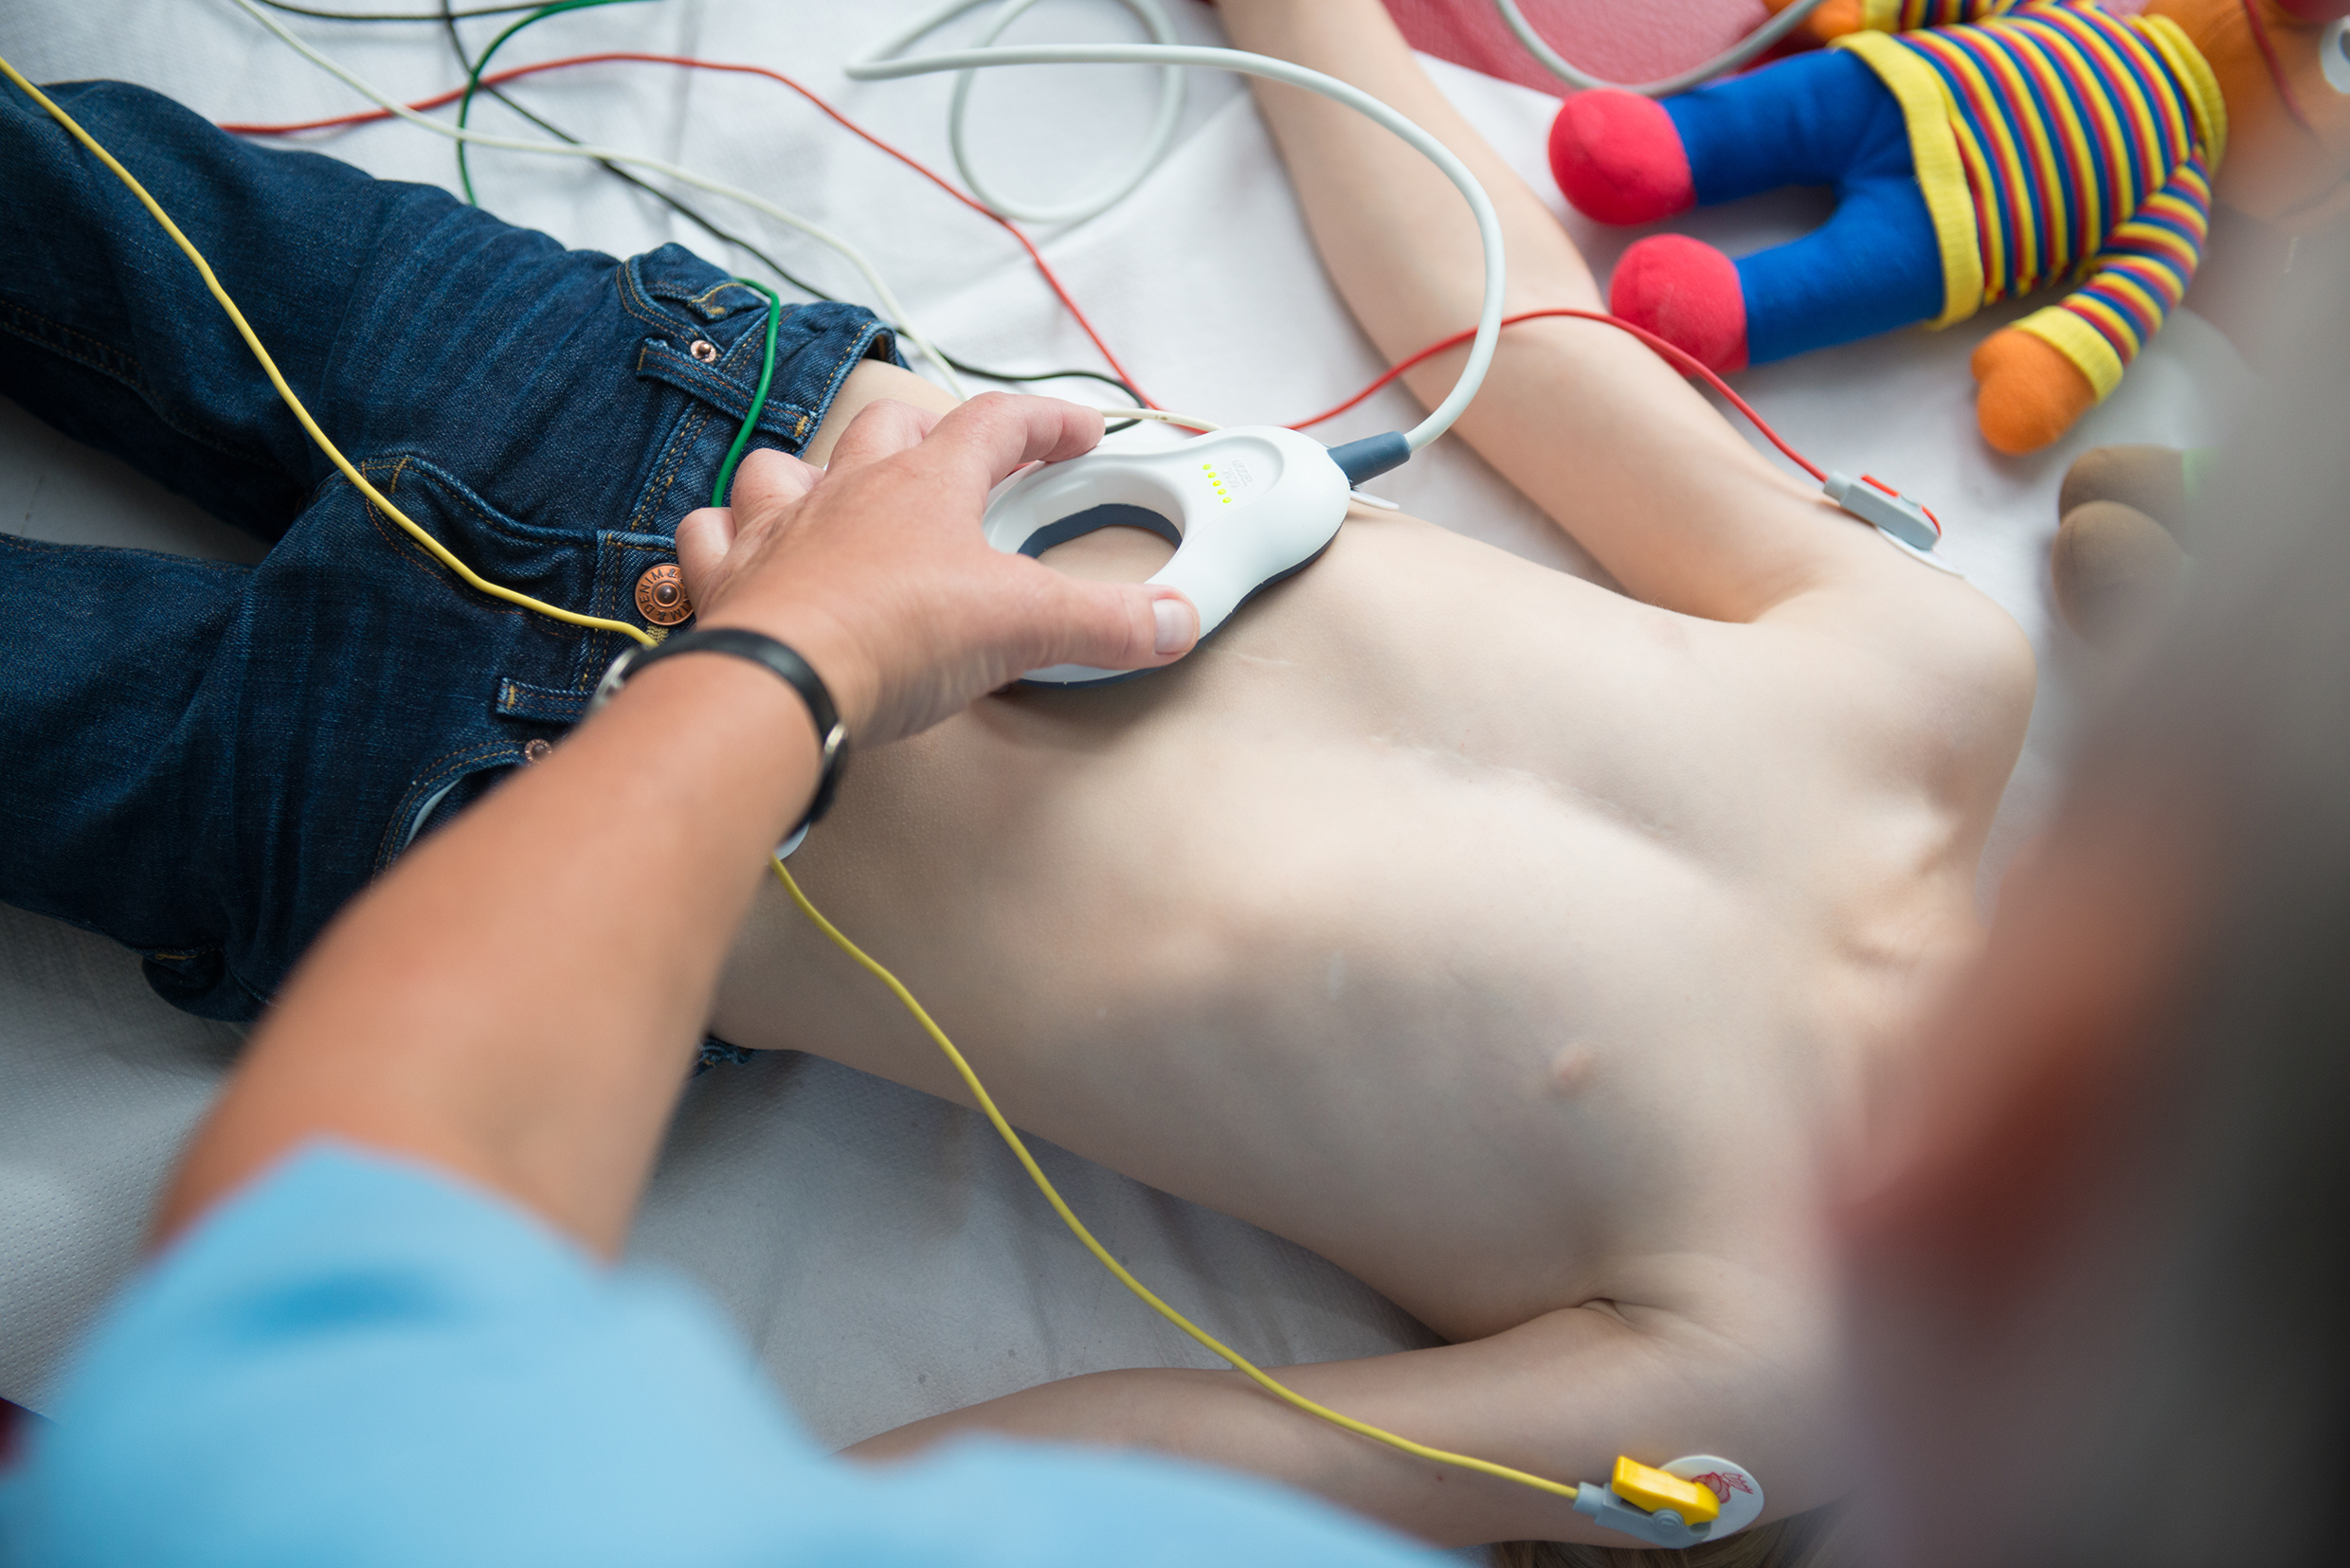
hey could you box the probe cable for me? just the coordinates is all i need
[0,55,659,651]
[844,20,1509,460]
[0,45,1599,1515]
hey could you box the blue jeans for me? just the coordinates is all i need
[0,80,899,1022]
[1662,47,1944,365]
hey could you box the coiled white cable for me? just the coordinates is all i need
[878,0,1188,226]
[1492,0,1831,97]
[845,17,1507,455]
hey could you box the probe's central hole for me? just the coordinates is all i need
[1026,503,1179,584]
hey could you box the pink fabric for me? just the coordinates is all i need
[1382,0,1778,98]
[1548,89,1694,223]
[1609,234,1749,371]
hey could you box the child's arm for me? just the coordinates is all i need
[1973,153,2214,452]
[1217,0,1898,627]
[845,1298,1831,1550]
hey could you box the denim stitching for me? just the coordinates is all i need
[614,259,681,334]
[0,531,249,576]
[0,301,137,381]
[622,403,713,538]
[496,676,591,721]
[634,341,815,440]
[684,277,762,316]
[352,458,569,641]
[373,740,519,872]
[806,318,895,440]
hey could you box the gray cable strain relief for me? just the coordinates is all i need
[1572,1482,1714,1551]
[1327,431,1411,487]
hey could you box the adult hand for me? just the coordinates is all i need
[674,393,1201,748]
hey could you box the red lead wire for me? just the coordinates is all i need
[1284,307,1827,481]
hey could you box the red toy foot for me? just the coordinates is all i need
[1548,92,1695,225]
[1609,234,1747,373]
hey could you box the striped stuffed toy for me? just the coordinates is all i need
[1547,0,2350,452]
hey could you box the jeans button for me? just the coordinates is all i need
[689,339,719,363]
[635,563,692,626]
[522,738,553,764]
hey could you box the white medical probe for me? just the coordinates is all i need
[847,3,1510,682]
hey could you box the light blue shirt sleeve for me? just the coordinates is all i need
[0,1143,1446,1568]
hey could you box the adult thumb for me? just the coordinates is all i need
[1040,579,1201,673]
[674,507,735,608]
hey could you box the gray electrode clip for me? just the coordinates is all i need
[1575,1482,1718,1550]
[1824,470,1942,551]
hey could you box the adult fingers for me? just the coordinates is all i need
[927,392,1103,492]
[729,447,822,515]
[822,397,942,477]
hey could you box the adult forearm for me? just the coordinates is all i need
[159,652,819,1254]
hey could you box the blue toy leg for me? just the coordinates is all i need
[1663,47,1911,205]
[1610,48,1946,372]
[1736,171,1947,365]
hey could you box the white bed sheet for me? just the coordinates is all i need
[0,0,2250,1443]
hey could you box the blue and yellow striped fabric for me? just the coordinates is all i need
[1835,0,2228,398]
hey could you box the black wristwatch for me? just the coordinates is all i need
[591,627,850,846]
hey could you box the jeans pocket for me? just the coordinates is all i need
[377,746,528,873]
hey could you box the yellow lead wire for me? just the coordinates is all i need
[770,856,1589,1504]
[0,57,656,651]
[3,48,1586,1506]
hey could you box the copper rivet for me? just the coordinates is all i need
[689,339,719,363]
[635,562,692,626]
[523,738,552,764]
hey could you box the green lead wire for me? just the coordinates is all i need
[713,278,783,509]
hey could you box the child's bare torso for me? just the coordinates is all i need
[710,498,2011,1355]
